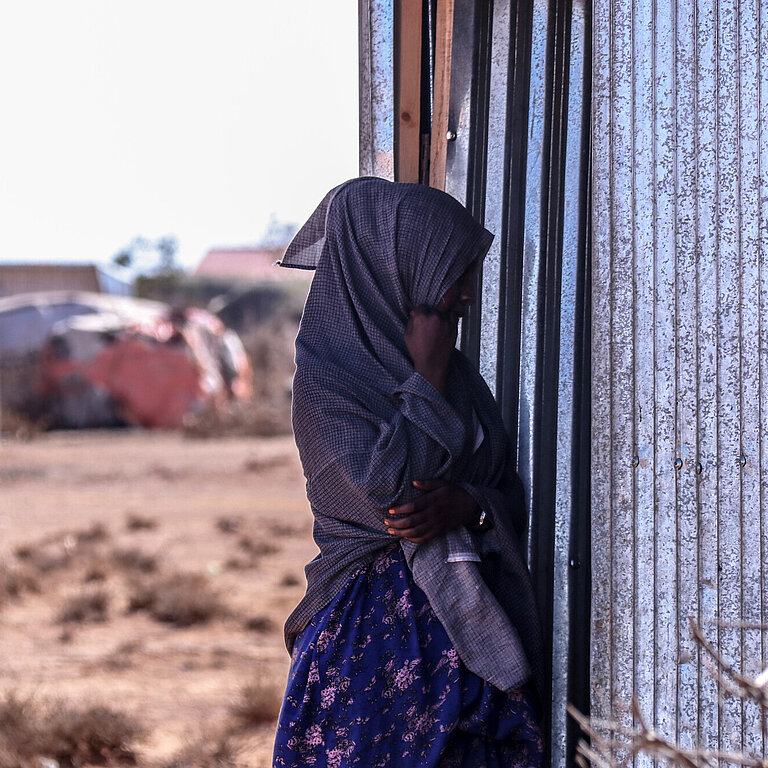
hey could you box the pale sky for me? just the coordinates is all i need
[0,1,359,272]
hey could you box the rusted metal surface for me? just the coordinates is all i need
[591,0,768,759]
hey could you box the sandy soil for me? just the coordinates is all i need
[0,429,317,767]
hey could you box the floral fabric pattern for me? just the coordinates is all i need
[273,547,543,768]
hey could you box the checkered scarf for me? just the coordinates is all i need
[279,178,543,694]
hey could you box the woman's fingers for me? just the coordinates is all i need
[385,509,425,528]
[385,481,475,540]
[387,519,438,542]
[412,478,446,491]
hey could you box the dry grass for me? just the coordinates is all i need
[243,615,276,633]
[14,541,73,575]
[58,587,110,624]
[573,620,768,767]
[230,678,283,729]
[112,547,157,574]
[268,522,301,538]
[242,456,289,473]
[237,537,278,558]
[13,522,113,578]
[75,522,109,545]
[279,573,301,588]
[1,430,309,768]
[102,640,144,671]
[83,560,109,583]
[128,572,228,627]
[159,730,243,768]
[216,516,243,534]
[0,562,40,605]
[0,692,143,767]
[125,512,158,531]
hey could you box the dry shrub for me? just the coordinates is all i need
[243,615,275,633]
[75,522,109,545]
[12,543,36,561]
[14,543,72,575]
[83,560,109,583]
[0,693,39,762]
[279,573,301,588]
[230,678,283,728]
[0,692,143,766]
[46,705,142,766]
[103,640,143,671]
[13,522,112,578]
[237,537,278,558]
[112,547,157,574]
[216,516,242,534]
[573,619,768,767]
[128,572,227,627]
[0,562,40,604]
[242,455,289,473]
[58,587,109,623]
[184,398,291,439]
[268,522,300,538]
[32,552,73,575]
[125,512,158,531]
[160,730,242,768]
[0,407,48,440]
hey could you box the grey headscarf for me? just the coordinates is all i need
[280,177,543,694]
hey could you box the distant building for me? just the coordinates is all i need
[0,264,130,298]
[195,247,308,282]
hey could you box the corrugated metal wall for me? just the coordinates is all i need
[360,1,592,765]
[591,0,767,760]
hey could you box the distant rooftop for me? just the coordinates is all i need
[195,247,308,282]
[0,263,130,298]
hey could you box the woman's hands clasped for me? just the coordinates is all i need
[384,479,480,544]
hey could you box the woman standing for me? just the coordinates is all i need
[273,178,544,767]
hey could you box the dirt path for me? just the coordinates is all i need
[0,430,316,767]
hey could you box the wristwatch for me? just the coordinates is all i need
[470,508,492,532]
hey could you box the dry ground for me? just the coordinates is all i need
[0,429,317,767]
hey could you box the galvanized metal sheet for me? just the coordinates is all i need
[358,0,395,180]
[674,0,701,750]
[443,0,474,206]
[759,0,768,758]
[551,2,588,763]
[590,0,614,738]
[477,0,511,395]
[592,0,768,759]
[517,0,549,531]
[694,0,721,750]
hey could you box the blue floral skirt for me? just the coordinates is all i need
[272,546,543,768]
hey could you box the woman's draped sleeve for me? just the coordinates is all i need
[295,372,471,532]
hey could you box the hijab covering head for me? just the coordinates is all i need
[280,178,543,695]
[281,177,494,389]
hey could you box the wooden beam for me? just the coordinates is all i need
[396,0,422,183]
[429,0,455,190]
